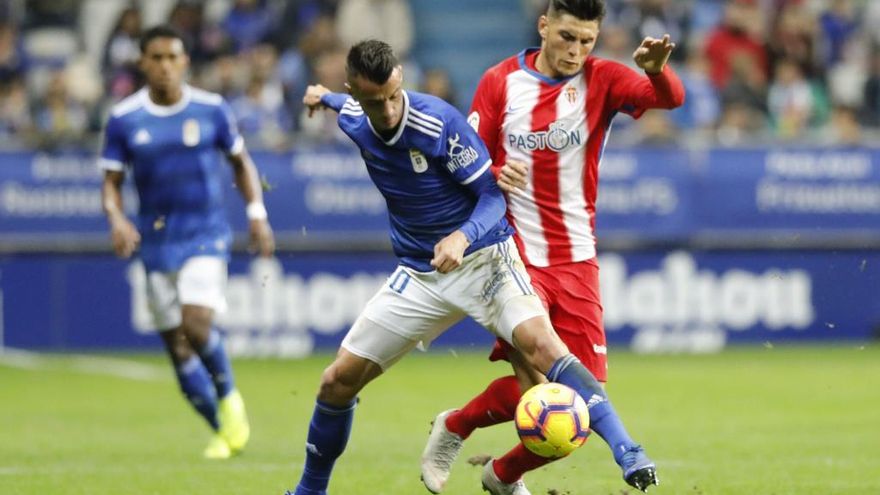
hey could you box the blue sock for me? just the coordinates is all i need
[295,399,357,495]
[547,354,636,463]
[175,355,219,430]
[198,328,235,399]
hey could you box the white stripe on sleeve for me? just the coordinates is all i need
[460,159,492,185]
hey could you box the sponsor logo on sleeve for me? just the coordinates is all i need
[445,133,479,173]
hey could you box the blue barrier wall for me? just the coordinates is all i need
[1,250,877,354]
[1,147,878,353]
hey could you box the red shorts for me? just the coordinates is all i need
[489,258,608,382]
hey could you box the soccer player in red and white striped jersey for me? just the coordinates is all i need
[421,1,684,493]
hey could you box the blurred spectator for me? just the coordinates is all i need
[704,0,769,90]
[617,0,689,63]
[0,23,26,81]
[22,0,78,29]
[298,13,339,61]
[101,6,142,101]
[826,36,867,109]
[420,67,456,107]
[768,1,820,79]
[687,0,727,37]
[230,74,292,149]
[0,78,32,139]
[197,54,248,99]
[767,58,815,138]
[222,0,274,53]
[817,105,862,146]
[168,1,230,68]
[862,49,880,127]
[818,0,859,66]
[32,70,88,149]
[592,24,636,66]
[670,50,721,131]
[228,42,293,147]
[716,102,766,146]
[635,109,680,146]
[335,0,413,58]
[865,1,880,48]
[272,0,340,49]
[721,52,768,118]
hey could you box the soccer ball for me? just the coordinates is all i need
[514,383,590,458]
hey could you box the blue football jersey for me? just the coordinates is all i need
[100,85,242,272]
[321,90,512,271]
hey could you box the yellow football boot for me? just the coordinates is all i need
[218,389,250,454]
[203,433,232,460]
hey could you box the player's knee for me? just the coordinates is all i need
[161,330,195,365]
[513,320,568,374]
[317,365,361,405]
[181,308,212,335]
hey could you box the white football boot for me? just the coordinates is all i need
[420,409,464,493]
[481,460,532,495]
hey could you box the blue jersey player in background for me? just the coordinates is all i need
[289,40,644,495]
[99,26,275,460]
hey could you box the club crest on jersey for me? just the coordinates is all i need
[409,149,428,173]
[565,85,578,104]
[182,118,200,146]
[508,121,582,152]
[445,133,479,173]
[467,111,480,131]
[133,129,151,145]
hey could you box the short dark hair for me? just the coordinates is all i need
[547,0,606,22]
[139,25,187,54]
[346,40,399,85]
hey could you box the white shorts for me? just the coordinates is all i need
[145,256,228,330]
[342,238,547,370]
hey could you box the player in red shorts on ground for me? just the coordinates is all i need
[420,1,684,493]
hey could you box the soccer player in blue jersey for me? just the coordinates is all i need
[288,39,648,495]
[99,25,275,460]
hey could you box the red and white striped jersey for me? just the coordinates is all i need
[469,49,685,267]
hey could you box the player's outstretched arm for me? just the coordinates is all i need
[228,149,275,257]
[303,84,333,117]
[632,34,675,74]
[102,171,140,258]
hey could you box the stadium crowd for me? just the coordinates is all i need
[1,0,879,150]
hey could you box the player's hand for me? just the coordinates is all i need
[303,84,331,117]
[249,219,275,257]
[633,34,675,74]
[431,230,471,273]
[109,217,140,258]
[498,160,529,195]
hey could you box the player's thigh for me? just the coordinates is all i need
[550,262,608,381]
[446,239,546,344]
[176,255,228,314]
[343,267,464,371]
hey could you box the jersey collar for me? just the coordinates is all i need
[518,48,579,85]
[366,90,410,146]
[140,84,193,117]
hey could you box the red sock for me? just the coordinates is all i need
[494,443,555,484]
[445,375,520,439]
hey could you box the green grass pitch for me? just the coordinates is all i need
[1,346,878,494]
